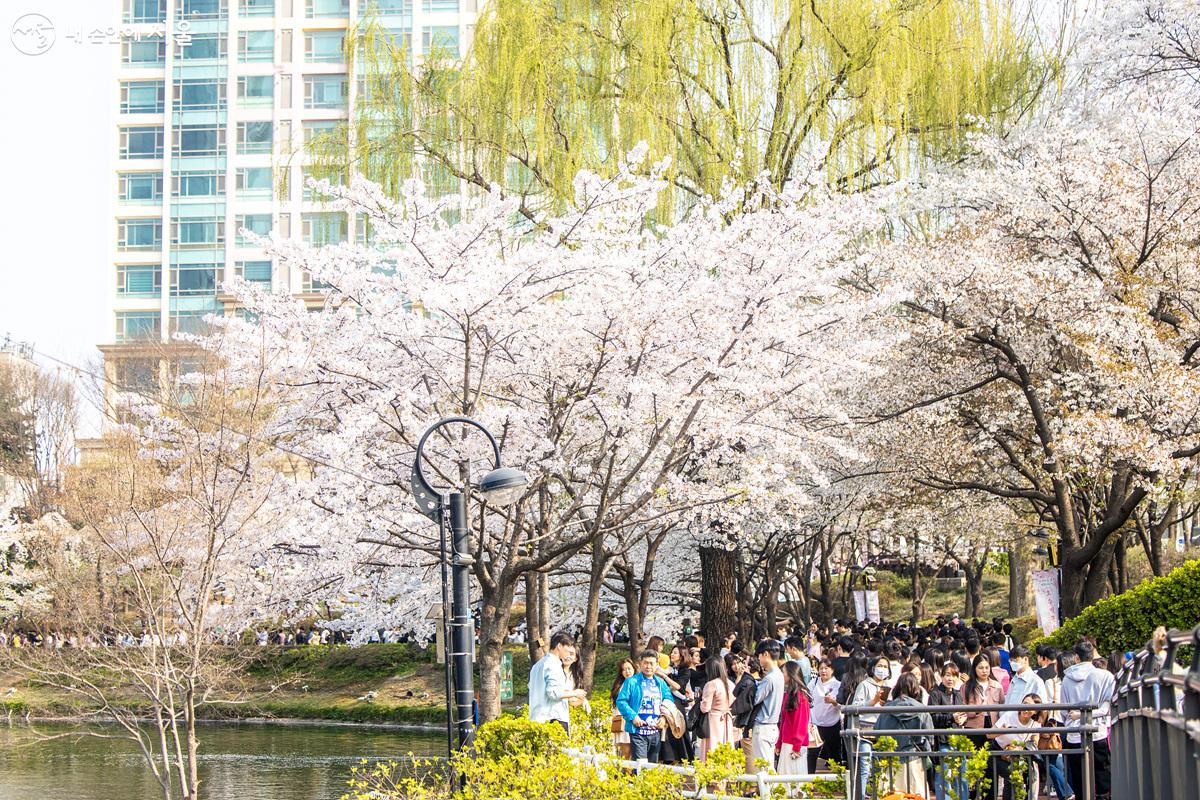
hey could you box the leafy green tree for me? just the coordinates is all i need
[310,0,1052,219]
[0,366,32,475]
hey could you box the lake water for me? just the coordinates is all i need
[0,721,446,800]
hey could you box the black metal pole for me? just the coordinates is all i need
[438,505,455,757]
[449,491,475,749]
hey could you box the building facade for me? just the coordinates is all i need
[106,0,479,401]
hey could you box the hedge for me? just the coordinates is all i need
[1036,559,1200,655]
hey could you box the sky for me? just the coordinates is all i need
[2,1,117,431]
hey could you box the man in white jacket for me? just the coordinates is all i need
[1059,640,1115,800]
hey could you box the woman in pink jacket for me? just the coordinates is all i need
[698,655,737,761]
[776,660,811,776]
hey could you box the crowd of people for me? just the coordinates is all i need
[529,615,1131,800]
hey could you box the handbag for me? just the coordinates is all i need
[611,713,625,734]
[1037,731,1063,751]
[808,722,823,748]
[686,698,711,738]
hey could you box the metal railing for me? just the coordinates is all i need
[841,702,1099,800]
[563,745,828,800]
[1111,624,1200,800]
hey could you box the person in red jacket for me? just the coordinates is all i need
[777,660,811,778]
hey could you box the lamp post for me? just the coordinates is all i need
[409,417,527,752]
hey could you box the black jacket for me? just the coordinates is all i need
[928,685,964,749]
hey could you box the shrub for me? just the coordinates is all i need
[1036,559,1200,655]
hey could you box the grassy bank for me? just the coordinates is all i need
[0,643,634,725]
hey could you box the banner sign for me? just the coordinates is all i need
[500,651,514,702]
[1032,569,1061,635]
[865,590,880,623]
[853,590,866,622]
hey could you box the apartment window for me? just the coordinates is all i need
[116,312,162,342]
[302,166,345,200]
[238,75,274,104]
[181,33,226,60]
[120,126,165,159]
[124,40,166,65]
[121,81,165,114]
[171,311,211,338]
[302,212,346,245]
[241,0,275,15]
[237,213,273,244]
[174,171,225,197]
[239,30,274,62]
[172,218,225,247]
[116,265,163,297]
[303,119,341,145]
[175,125,225,156]
[236,260,273,285]
[423,0,457,11]
[307,0,349,17]
[125,0,166,24]
[355,213,376,245]
[367,0,412,13]
[422,25,459,57]
[304,74,347,109]
[119,173,164,202]
[305,30,345,62]
[238,121,274,154]
[171,264,220,296]
[115,359,160,392]
[118,219,162,250]
[180,0,226,19]
[237,167,273,194]
[178,79,225,110]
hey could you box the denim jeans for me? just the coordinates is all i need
[855,739,873,800]
[934,744,969,800]
[1046,753,1073,799]
[630,732,660,763]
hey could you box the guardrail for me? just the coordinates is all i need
[841,702,1099,800]
[1111,624,1200,800]
[562,745,828,800]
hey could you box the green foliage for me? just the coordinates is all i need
[245,644,424,685]
[0,367,32,471]
[316,0,1053,218]
[1037,559,1200,654]
[946,734,992,800]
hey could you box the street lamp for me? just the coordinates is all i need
[409,417,527,752]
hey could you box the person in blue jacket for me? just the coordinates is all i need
[615,649,674,763]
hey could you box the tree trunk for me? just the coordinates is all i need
[1007,543,1029,617]
[477,581,517,722]
[578,545,608,692]
[537,571,550,646]
[525,571,543,663]
[621,572,644,659]
[701,546,739,646]
[911,533,922,626]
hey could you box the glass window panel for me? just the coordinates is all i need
[177,126,224,156]
[423,0,457,11]
[237,260,273,283]
[305,30,345,62]
[238,121,274,154]
[120,173,164,201]
[176,172,223,197]
[118,219,163,249]
[116,312,162,342]
[307,0,349,17]
[241,0,275,15]
[181,0,224,19]
[171,312,211,337]
[422,25,459,56]
[304,74,347,109]
[117,265,163,296]
[239,75,274,101]
[174,218,224,246]
[179,80,223,110]
[237,167,273,192]
[237,214,273,244]
[367,0,411,13]
[125,40,166,64]
[182,34,224,60]
[240,30,274,61]
[302,212,347,245]
[172,266,219,296]
[123,81,165,113]
[126,0,167,24]
[122,126,164,159]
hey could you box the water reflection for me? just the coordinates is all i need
[0,722,445,800]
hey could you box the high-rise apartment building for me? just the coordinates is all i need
[104,0,479,401]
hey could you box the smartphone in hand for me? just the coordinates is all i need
[878,685,891,700]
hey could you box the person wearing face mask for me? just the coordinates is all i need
[1004,645,1047,705]
[849,655,893,799]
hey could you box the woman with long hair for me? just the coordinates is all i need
[698,655,736,761]
[660,643,695,763]
[963,653,1004,798]
[986,647,1011,694]
[777,660,812,777]
[610,658,636,759]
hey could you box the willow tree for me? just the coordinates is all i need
[312,0,1050,218]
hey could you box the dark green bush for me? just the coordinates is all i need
[1036,559,1200,654]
